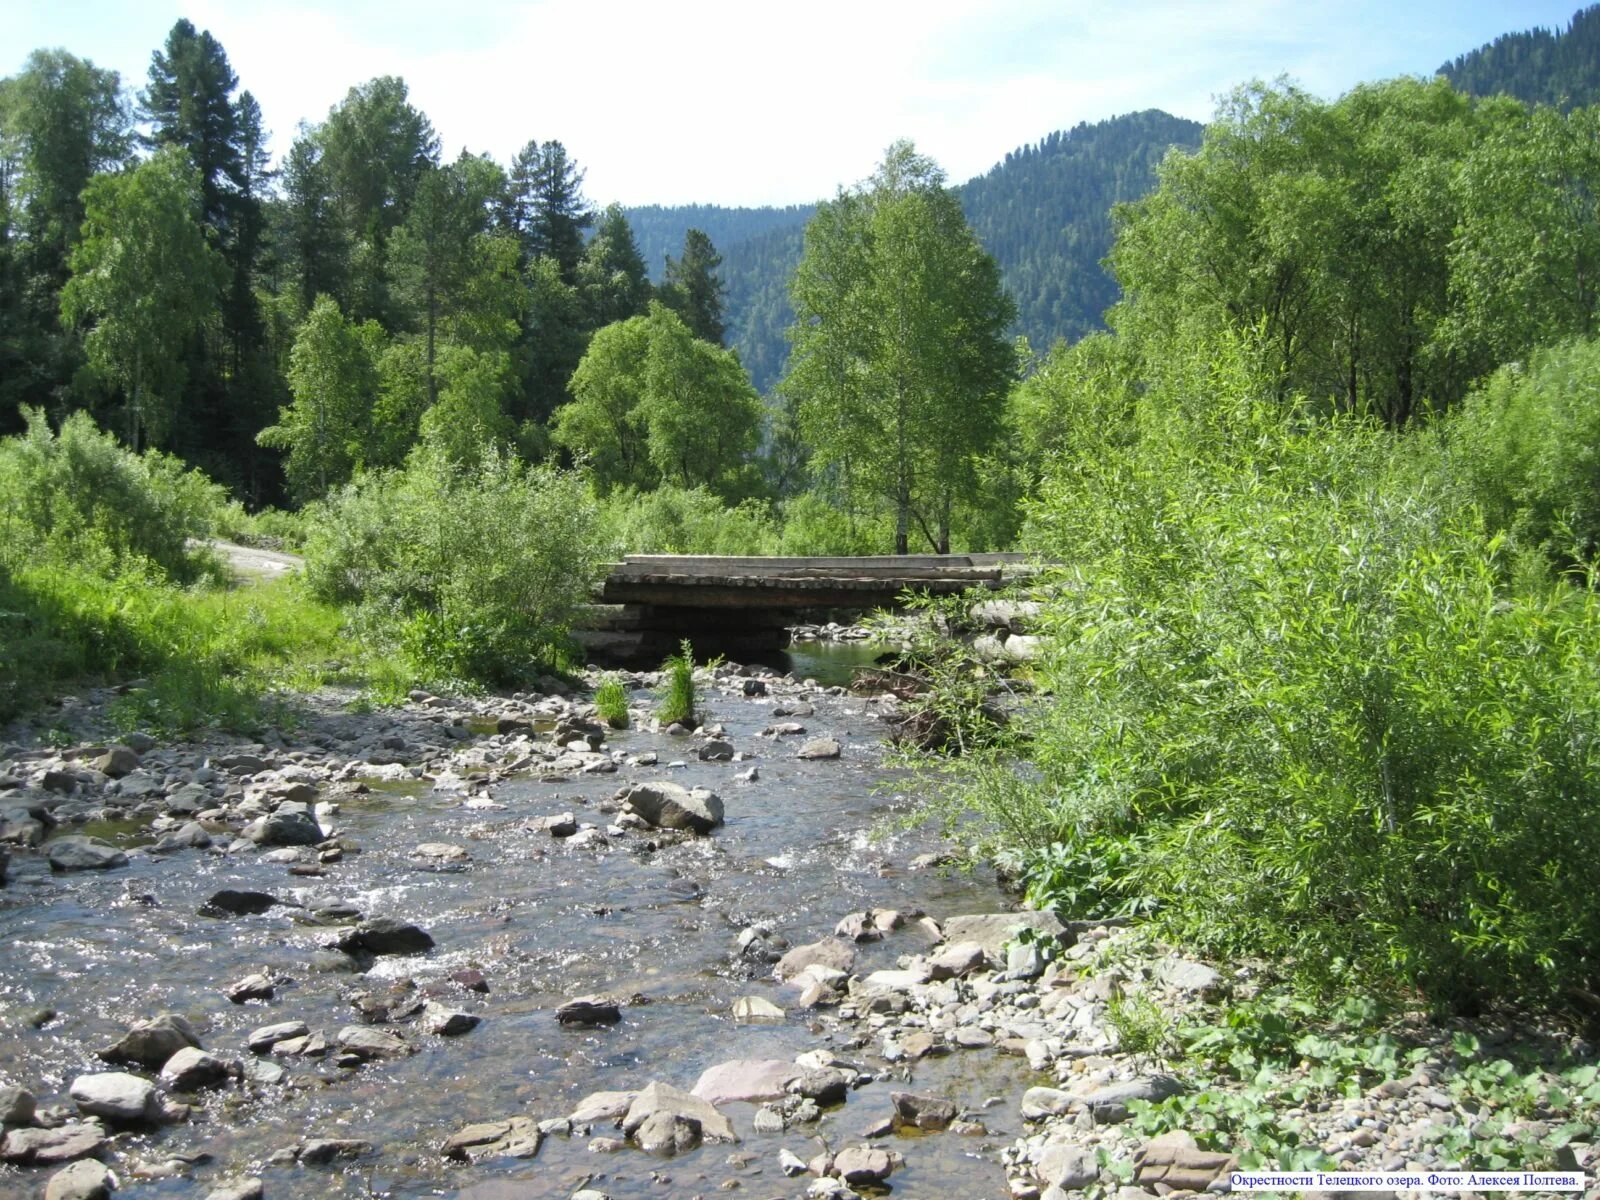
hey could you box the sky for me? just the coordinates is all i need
[2,0,1587,207]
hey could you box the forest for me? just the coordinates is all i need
[5,6,1600,1016]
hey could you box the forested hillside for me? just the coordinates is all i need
[623,204,814,282]
[960,109,1203,352]
[638,111,1202,392]
[1440,3,1600,107]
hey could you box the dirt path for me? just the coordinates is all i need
[208,538,303,583]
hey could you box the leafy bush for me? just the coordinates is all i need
[214,502,309,551]
[656,640,697,727]
[303,443,602,687]
[938,330,1600,1014]
[1446,337,1600,569]
[599,485,776,555]
[594,674,629,729]
[0,407,224,581]
[776,490,893,556]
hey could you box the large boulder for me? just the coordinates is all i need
[622,1082,738,1145]
[691,1059,801,1106]
[1,1123,107,1165]
[242,809,322,846]
[0,1084,36,1125]
[938,911,1068,966]
[621,782,724,834]
[44,1158,116,1200]
[47,837,128,872]
[441,1117,542,1162]
[100,1014,201,1068]
[68,1072,162,1123]
[93,746,141,778]
[336,917,434,956]
[159,1047,231,1091]
[774,938,856,981]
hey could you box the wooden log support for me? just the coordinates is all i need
[579,554,1041,662]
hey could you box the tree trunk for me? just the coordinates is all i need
[425,284,438,407]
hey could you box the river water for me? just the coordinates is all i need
[0,662,1034,1198]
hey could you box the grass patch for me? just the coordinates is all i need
[0,562,410,735]
[594,674,629,729]
[656,640,697,727]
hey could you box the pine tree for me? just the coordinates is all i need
[579,204,651,331]
[660,228,726,345]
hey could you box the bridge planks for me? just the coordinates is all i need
[596,553,1029,611]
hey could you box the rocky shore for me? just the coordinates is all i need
[1,665,1594,1199]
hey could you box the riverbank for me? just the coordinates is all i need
[1,666,1595,1200]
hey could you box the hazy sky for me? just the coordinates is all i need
[4,0,1586,207]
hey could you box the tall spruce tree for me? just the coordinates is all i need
[579,204,651,331]
[660,227,726,345]
[141,19,272,489]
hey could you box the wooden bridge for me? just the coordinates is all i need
[576,553,1035,664]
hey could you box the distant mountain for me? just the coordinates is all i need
[626,110,1202,393]
[960,109,1203,355]
[624,204,815,282]
[1439,4,1600,108]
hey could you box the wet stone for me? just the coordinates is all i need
[224,973,276,1003]
[247,1020,308,1053]
[69,1072,161,1123]
[422,1005,480,1036]
[892,1091,956,1130]
[557,996,621,1026]
[295,1138,371,1164]
[159,1047,231,1091]
[47,837,128,872]
[442,1116,543,1162]
[336,917,434,956]
[100,1014,201,1068]
[43,1158,115,1200]
[833,1145,894,1185]
[1,1123,108,1165]
[774,938,857,981]
[200,889,281,917]
[0,1083,37,1126]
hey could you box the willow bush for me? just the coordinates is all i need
[946,331,1600,1014]
[304,443,602,687]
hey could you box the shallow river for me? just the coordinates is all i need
[0,660,1032,1199]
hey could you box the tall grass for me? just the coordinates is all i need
[656,641,697,727]
[594,673,629,729]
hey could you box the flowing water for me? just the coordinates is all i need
[0,676,1032,1199]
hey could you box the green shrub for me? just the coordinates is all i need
[594,673,629,729]
[935,329,1600,1014]
[599,485,777,555]
[656,640,696,727]
[1446,336,1600,570]
[0,407,225,581]
[776,490,893,556]
[303,443,602,688]
[214,502,308,551]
